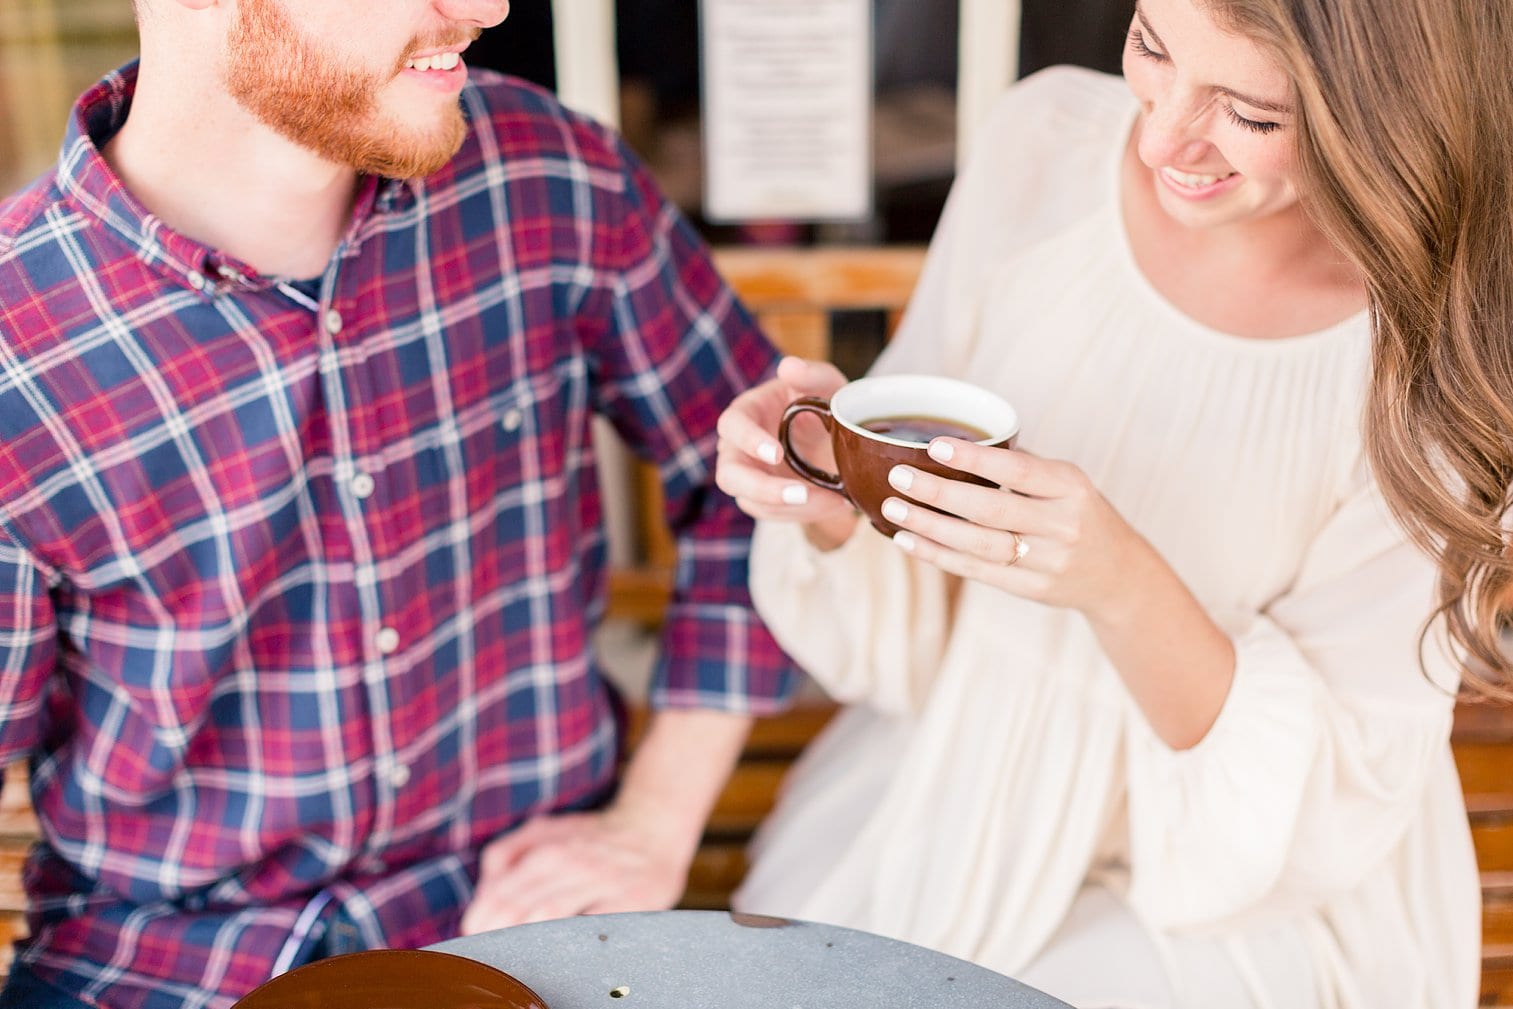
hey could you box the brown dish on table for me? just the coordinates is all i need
[231,949,548,1009]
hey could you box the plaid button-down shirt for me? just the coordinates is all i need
[0,63,797,1008]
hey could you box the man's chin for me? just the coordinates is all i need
[346,113,468,180]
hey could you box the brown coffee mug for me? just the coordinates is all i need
[231,949,548,1009]
[779,374,1019,537]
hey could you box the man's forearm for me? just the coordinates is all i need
[609,708,754,859]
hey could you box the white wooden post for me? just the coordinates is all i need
[550,0,621,128]
[956,0,1021,170]
[551,2,628,565]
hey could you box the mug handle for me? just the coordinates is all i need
[778,397,846,494]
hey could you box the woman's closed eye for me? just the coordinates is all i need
[1128,27,1168,62]
[1223,103,1283,135]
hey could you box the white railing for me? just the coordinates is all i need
[549,0,622,129]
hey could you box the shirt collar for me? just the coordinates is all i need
[57,59,418,297]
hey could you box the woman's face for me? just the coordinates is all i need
[1123,0,1301,231]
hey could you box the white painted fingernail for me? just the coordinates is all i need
[888,466,914,491]
[928,440,954,462]
[758,442,781,465]
[782,483,809,505]
[881,498,908,523]
[892,530,917,552]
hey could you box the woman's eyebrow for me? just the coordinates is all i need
[1219,86,1294,115]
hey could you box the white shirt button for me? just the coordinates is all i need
[351,473,376,499]
[387,762,412,789]
[187,270,207,291]
[375,627,400,654]
[324,309,343,334]
[500,409,524,432]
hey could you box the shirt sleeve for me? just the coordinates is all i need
[589,131,800,714]
[1123,459,1459,929]
[0,521,56,763]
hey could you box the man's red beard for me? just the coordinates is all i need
[224,0,477,179]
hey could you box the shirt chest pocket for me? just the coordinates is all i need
[459,366,581,499]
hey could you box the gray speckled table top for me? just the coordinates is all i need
[429,910,1071,1008]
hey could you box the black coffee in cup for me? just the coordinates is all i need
[860,414,990,444]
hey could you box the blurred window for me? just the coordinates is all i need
[0,0,137,194]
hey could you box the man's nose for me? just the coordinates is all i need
[435,0,511,30]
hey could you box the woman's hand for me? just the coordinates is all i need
[880,437,1154,623]
[880,435,1237,750]
[716,356,859,549]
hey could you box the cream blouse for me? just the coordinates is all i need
[734,68,1480,1009]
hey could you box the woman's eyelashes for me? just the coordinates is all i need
[1223,104,1283,134]
[1128,27,1167,62]
[1129,27,1284,136]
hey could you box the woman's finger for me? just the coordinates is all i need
[883,496,1035,568]
[925,441,1077,499]
[715,387,789,466]
[884,464,1056,536]
[716,452,817,509]
[774,355,848,397]
[890,520,1050,597]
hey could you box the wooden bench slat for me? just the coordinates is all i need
[1453,704,1513,744]
[683,841,749,909]
[744,707,835,756]
[1456,742,1513,800]
[0,912,26,979]
[706,762,788,835]
[1488,890,1513,947]
[0,764,35,838]
[1483,967,1513,1009]
[1474,820,1513,875]
[0,839,28,912]
[710,247,928,312]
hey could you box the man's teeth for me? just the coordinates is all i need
[1161,167,1237,188]
[405,51,462,72]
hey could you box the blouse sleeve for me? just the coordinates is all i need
[748,519,955,715]
[1123,458,1459,928]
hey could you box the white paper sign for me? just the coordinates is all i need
[701,0,873,222]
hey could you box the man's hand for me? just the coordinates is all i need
[460,708,752,934]
[460,803,693,933]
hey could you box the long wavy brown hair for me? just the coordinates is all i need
[1205,0,1513,702]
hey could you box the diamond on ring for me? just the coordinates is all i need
[1006,533,1030,566]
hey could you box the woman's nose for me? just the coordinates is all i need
[1136,92,1212,169]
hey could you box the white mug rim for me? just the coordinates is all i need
[829,374,1019,448]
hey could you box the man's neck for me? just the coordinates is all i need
[103,60,361,281]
